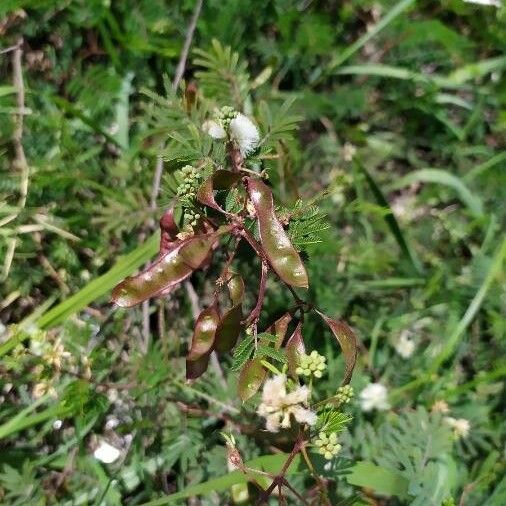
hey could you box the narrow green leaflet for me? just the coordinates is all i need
[357,162,424,275]
[246,178,308,289]
[318,312,357,385]
[391,168,484,218]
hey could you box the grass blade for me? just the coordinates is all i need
[391,168,484,218]
[37,233,159,329]
[357,161,424,275]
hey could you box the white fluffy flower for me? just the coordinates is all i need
[93,440,121,464]
[229,113,260,156]
[202,120,226,139]
[394,330,416,359]
[463,0,501,7]
[444,417,471,438]
[257,375,317,432]
[359,382,390,412]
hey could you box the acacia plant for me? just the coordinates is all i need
[111,41,358,504]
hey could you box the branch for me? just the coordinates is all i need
[172,0,204,90]
[1,39,29,279]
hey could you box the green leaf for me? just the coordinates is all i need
[257,345,286,364]
[346,461,409,498]
[138,453,302,505]
[357,162,424,274]
[37,233,159,329]
[391,168,484,218]
[231,334,255,372]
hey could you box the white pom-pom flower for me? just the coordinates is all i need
[359,382,390,412]
[93,440,121,464]
[202,120,226,139]
[229,113,260,156]
[394,330,416,359]
[444,417,471,438]
[257,375,317,432]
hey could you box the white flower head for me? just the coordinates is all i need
[444,417,471,439]
[463,0,501,7]
[359,382,390,412]
[394,330,416,359]
[257,375,317,432]
[202,119,226,139]
[229,113,260,156]
[93,440,121,464]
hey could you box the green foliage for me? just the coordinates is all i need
[0,0,505,504]
[231,332,286,372]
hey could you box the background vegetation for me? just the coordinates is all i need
[1,0,505,504]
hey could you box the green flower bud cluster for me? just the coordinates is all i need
[296,350,326,378]
[176,165,200,200]
[314,432,341,460]
[335,385,354,405]
[184,208,201,228]
[216,106,238,129]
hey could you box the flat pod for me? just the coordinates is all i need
[246,178,308,289]
[112,234,215,308]
[214,274,245,353]
[266,312,293,349]
[285,322,306,379]
[238,357,266,402]
[318,312,357,385]
[186,353,211,380]
[197,169,242,214]
[186,304,220,361]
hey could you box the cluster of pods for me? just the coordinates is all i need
[111,168,357,398]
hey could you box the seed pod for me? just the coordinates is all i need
[238,357,266,402]
[285,322,306,379]
[112,226,231,308]
[186,353,210,380]
[265,312,293,349]
[317,311,357,385]
[246,178,308,289]
[186,304,220,361]
[197,170,242,214]
[214,273,245,352]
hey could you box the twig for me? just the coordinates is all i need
[142,0,203,348]
[2,39,29,280]
[0,45,19,55]
[245,260,268,326]
[172,0,204,91]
